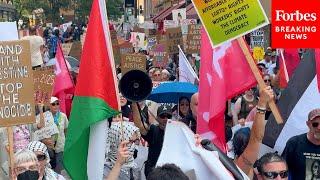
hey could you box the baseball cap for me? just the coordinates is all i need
[157,105,172,117]
[50,97,59,104]
[308,108,320,121]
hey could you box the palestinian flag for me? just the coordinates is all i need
[63,0,120,179]
[263,49,320,154]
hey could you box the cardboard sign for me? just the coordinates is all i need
[166,27,183,54]
[0,40,35,127]
[185,25,201,54]
[69,41,82,61]
[33,124,59,141]
[61,43,73,56]
[192,0,269,47]
[33,66,55,106]
[150,44,168,68]
[119,41,134,55]
[110,30,118,46]
[121,54,146,74]
[250,28,264,49]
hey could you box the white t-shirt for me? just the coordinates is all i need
[21,35,44,67]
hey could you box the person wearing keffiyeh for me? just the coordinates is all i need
[26,141,65,180]
[104,121,141,180]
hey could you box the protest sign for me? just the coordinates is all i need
[250,28,264,49]
[192,0,269,47]
[147,37,157,49]
[166,27,183,54]
[185,24,201,54]
[0,40,35,127]
[151,44,168,68]
[33,124,59,141]
[0,22,19,41]
[181,19,197,35]
[164,20,179,30]
[172,8,187,23]
[61,43,73,56]
[119,41,134,54]
[140,21,157,29]
[33,66,55,106]
[253,46,264,61]
[121,54,146,74]
[69,41,82,61]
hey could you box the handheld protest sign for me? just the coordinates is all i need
[151,44,168,68]
[121,53,146,75]
[185,24,201,54]
[191,0,269,48]
[166,27,183,54]
[119,41,134,55]
[33,66,55,106]
[237,37,283,124]
[0,40,35,127]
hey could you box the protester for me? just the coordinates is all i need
[153,69,162,81]
[26,141,65,180]
[21,26,44,69]
[13,149,40,180]
[256,153,288,180]
[161,69,170,82]
[49,97,69,173]
[282,108,320,180]
[105,141,131,180]
[232,88,258,126]
[33,97,69,173]
[147,164,189,180]
[48,29,62,58]
[62,26,73,43]
[132,104,172,177]
[234,86,274,178]
[104,121,141,179]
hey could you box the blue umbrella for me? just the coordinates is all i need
[148,82,198,103]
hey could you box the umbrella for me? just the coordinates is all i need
[45,56,80,73]
[148,82,198,103]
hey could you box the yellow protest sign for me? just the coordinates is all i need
[191,0,269,47]
[253,46,264,61]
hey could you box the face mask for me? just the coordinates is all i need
[17,170,39,180]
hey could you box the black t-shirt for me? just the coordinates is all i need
[142,124,164,167]
[282,133,320,180]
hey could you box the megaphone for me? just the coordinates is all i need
[119,70,153,102]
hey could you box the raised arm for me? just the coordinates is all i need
[131,103,149,135]
[235,86,274,177]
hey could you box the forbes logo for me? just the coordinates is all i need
[275,10,317,21]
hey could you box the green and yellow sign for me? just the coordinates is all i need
[192,0,269,47]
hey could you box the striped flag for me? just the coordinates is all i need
[178,45,199,84]
[263,49,320,154]
[63,0,120,179]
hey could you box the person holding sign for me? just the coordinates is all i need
[33,97,69,173]
[13,149,41,180]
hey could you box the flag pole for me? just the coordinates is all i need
[237,37,283,124]
[7,127,14,179]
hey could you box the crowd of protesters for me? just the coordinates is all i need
[0,19,319,180]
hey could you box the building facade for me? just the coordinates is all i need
[0,0,15,22]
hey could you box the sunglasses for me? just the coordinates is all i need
[159,114,172,119]
[51,102,59,106]
[154,74,161,76]
[263,170,288,179]
[312,122,320,128]
[36,154,46,161]
[264,79,271,82]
